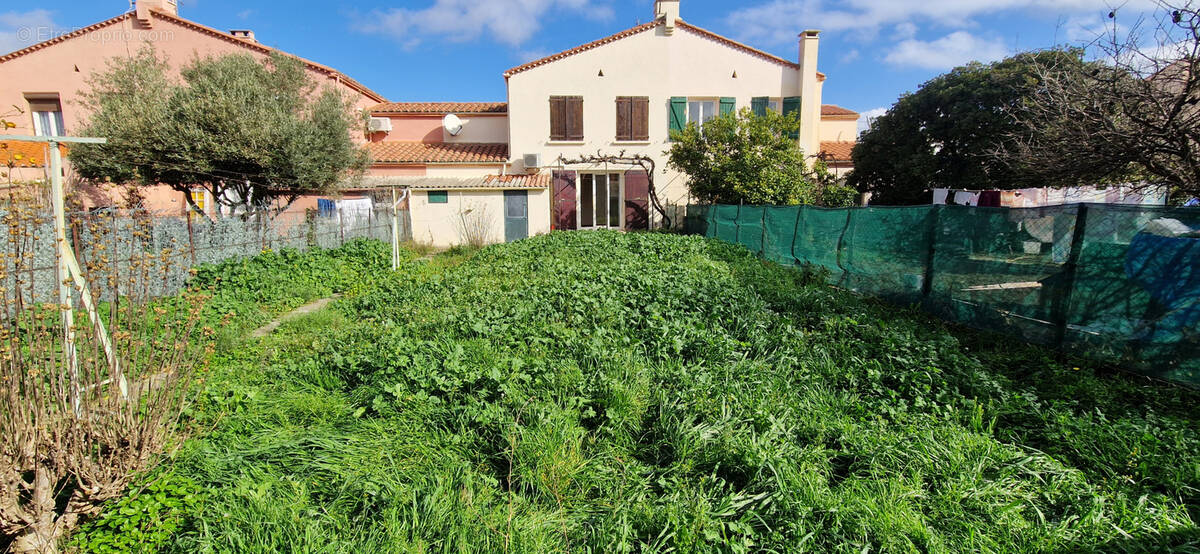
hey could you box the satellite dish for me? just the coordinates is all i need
[443,113,464,136]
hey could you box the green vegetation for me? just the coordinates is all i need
[668,108,856,207]
[82,233,1198,552]
[71,49,369,214]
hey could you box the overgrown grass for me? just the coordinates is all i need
[82,233,1199,553]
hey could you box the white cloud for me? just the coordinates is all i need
[355,0,613,49]
[857,106,887,134]
[728,0,1158,46]
[0,10,54,56]
[884,31,1009,70]
[839,48,860,63]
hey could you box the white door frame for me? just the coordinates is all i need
[576,171,624,230]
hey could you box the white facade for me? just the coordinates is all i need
[504,3,826,222]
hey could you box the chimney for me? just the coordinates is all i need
[655,0,679,35]
[135,0,178,26]
[797,30,821,157]
[230,30,257,43]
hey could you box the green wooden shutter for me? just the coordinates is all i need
[719,97,736,116]
[751,97,768,117]
[669,97,687,137]
[782,97,802,139]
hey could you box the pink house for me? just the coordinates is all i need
[0,0,385,215]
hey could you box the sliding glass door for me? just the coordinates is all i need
[579,173,622,229]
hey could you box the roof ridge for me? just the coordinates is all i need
[503,18,825,80]
[0,13,134,63]
[149,11,386,103]
[0,10,386,103]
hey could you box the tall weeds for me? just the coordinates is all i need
[0,192,206,553]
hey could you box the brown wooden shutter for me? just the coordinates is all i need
[615,97,632,141]
[552,170,578,230]
[549,97,567,141]
[632,97,649,140]
[624,169,650,230]
[567,96,584,140]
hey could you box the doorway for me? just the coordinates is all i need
[579,173,622,229]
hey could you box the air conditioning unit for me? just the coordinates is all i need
[523,153,542,170]
[367,117,392,133]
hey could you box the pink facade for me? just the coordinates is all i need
[0,1,385,215]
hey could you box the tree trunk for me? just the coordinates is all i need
[12,467,62,554]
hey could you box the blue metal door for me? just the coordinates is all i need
[504,190,528,242]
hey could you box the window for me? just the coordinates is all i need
[427,190,449,203]
[579,173,621,229]
[188,189,207,221]
[687,100,717,126]
[615,96,649,141]
[549,96,584,141]
[768,99,781,113]
[28,96,65,136]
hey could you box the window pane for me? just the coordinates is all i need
[427,191,448,203]
[35,112,51,136]
[702,101,716,123]
[609,175,620,228]
[53,111,65,135]
[580,175,594,227]
[594,174,608,227]
[506,193,525,218]
[768,100,780,113]
[688,101,700,124]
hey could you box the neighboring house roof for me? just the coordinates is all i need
[821,105,859,118]
[818,141,855,163]
[366,142,509,164]
[352,173,549,190]
[369,102,508,115]
[503,18,825,81]
[0,10,386,103]
[0,140,58,168]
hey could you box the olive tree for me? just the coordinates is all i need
[71,49,368,218]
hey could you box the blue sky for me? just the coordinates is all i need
[0,0,1158,131]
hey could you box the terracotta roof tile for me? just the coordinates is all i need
[352,173,550,190]
[369,102,508,114]
[366,142,508,164]
[504,19,825,80]
[818,141,855,162]
[0,11,387,103]
[821,104,859,117]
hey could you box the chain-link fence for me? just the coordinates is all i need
[685,203,1200,387]
[1,206,410,305]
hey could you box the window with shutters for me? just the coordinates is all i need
[27,95,65,136]
[615,96,649,141]
[686,99,717,126]
[549,96,584,141]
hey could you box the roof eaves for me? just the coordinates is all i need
[0,13,134,64]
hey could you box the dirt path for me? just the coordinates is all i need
[251,294,342,338]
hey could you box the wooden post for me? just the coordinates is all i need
[8,134,121,414]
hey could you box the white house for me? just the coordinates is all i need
[503,0,857,231]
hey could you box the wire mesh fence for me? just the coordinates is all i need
[685,203,1200,387]
[1,206,410,306]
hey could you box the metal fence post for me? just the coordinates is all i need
[733,203,742,244]
[921,205,941,303]
[1053,203,1090,349]
[790,206,804,267]
[760,207,768,256]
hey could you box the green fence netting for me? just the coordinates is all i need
[685,203,1200,387]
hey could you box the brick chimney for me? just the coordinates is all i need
[797,30,821,156]
[135,0,178,26]
[655,0,679,35]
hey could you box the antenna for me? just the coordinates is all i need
[442,113,464,136]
